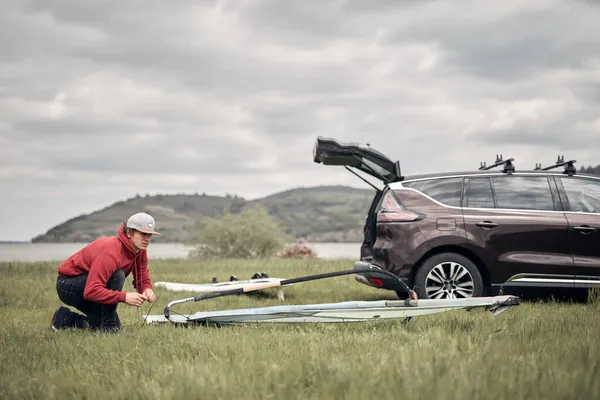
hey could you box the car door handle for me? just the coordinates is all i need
[573,225,597,234]
[475,221,498,229]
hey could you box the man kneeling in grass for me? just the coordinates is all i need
[50,212,160,333]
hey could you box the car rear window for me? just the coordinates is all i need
[403,178,463,207]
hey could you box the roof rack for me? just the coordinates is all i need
[479,154,515,175]
[534,155,577,176]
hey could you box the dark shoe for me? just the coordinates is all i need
[229,275,238,281]
[50,306,70,331]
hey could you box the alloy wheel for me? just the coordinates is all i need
[424,262,475,299]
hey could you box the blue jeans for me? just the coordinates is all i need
[56,269,125,332]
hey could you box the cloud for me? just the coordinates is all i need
[1,0,600,241]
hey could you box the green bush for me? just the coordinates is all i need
[187,205,289,259]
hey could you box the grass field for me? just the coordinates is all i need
[1,258,599,399]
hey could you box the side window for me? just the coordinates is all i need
[403,178,463,207]
[491,176,555,211]
[465,177,495,208]
[560,177,600,213]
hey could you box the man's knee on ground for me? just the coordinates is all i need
[107,269,125,291]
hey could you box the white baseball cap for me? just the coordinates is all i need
[126,212,161,235]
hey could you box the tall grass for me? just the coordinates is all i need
[1,259,599,399]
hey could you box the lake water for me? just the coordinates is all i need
[0,242,363,262]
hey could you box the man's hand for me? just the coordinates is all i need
[141,288,156,302]
[125,292,145,307]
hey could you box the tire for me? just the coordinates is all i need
[413,252,484,299]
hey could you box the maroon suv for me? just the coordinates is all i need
[314,137,600,299]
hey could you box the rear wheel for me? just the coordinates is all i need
[414,253,484,299]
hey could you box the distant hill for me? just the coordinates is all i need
[31,185,376,243]
[580,164,600,176]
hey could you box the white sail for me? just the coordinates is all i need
[144,295,519,325]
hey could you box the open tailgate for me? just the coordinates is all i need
[313,137,404,184]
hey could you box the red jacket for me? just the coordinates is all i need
[57,229,153,304]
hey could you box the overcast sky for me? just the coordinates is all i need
[2,0,600,241]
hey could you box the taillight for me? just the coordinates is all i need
[377,191,423,222]
[368,278,384,286]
